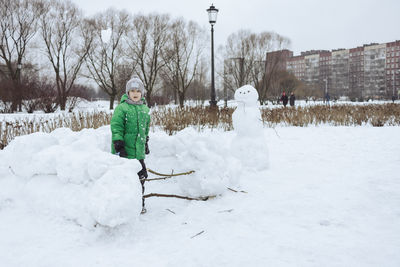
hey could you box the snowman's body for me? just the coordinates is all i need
[231,85,269,171]
[232,85,263,136]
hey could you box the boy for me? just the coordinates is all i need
[110,76,150,213]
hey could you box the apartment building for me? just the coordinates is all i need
[331,49,350,97]
[386,40,400,97]
[304,53,320,89]
[286,55,305,80]
[265,49,293,73]
[364,43,386,98]
[319,51,332,94]
[269,40,400,99]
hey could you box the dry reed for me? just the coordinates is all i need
[1,103,399,149]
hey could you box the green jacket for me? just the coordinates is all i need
[110,94,150,159]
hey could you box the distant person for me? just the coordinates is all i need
[392,95,396,103]
[325,92,330,104]
[289,92,295,107]
[280,91,289,107]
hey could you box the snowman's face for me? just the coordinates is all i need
[234,85,259,104]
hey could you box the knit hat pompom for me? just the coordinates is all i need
[126,76,145,95]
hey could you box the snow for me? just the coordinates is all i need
[0,125,400,266]
[1,127,143,228]
[231,85,269,171]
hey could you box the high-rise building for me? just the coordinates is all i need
[364,43,386,98]
[286,55,305,80]
[304,53,320,89]
[331,49,350,98]
[265,49,293,73]
[349,46,364,99]
[319,51,332,96]
[386,40,400,98]
[270,40,400,99]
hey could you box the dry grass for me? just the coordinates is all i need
[150,106,233,135]
[1,103,399,149]
[262,104,400,127]
[0,111,111,149]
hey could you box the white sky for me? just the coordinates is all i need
[72,0,400,55]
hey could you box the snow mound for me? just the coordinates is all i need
[89,165,142,227]
[2,126,142,228]
[148,128,244,197]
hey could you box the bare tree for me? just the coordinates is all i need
[126,13,170,106]
[221,30,256,92]
[186,58,208,104]
[39,0,93,111]
[221,30,290,103]
[0,0,41,112]
[85,8,130,109]
[36,78,58,113]
[161,18,206,107]
[275,71,300,96]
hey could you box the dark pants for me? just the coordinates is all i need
[138,159,147,210]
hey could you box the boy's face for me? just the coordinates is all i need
[128,89,142,101]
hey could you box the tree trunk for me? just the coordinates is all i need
[173,89,178,105]
[10,79,20,112]
[17,85,22,112]
[109,93,115,110]
[60,93,66,111]
[178,91,185,108]
[11,88,18,112]
[146,94,151,107]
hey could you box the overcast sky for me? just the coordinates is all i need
[72,0,400,55]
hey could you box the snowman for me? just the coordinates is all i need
[231,85,269,171]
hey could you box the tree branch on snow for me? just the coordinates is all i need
[227,187,248,193]
[147,168,195,177]
[143,193,215,201]
[190,230,204,239]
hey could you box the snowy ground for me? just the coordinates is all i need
[0,125,399,266]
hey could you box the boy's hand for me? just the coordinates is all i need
[138,159,148,179]
[114,140,127,158]
[145,136,150,154]
[118,148,128,158]
[138,168,148,180]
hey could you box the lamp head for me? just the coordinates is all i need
[206,4,219,25]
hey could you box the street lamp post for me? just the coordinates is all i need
[207,4,219,108]
[17,63,22,112]
[223,61,227,108]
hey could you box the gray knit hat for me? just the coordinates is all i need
[126,76,145,95]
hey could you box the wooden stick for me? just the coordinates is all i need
[145,176,174,181]
[147,169,195,177]
[8,166,16,176]
[227,187,248,193]
[166,209,176,214]
[218,209,234,213]
[143,193,215,201]
[190,230,205,239]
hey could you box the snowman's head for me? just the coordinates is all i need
[234,85,259,105]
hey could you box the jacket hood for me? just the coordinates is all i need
[120,94,129,103]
